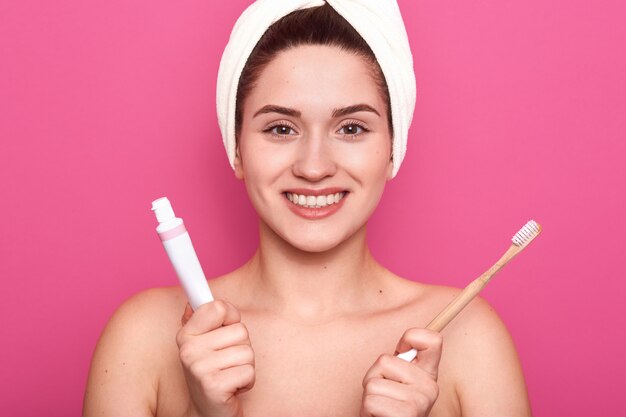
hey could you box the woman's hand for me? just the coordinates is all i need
[177,300,255,417]
[360,328,443,417]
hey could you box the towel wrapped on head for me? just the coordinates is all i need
[216,0,416,178]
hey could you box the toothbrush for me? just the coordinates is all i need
[151,197,214,310]
[397,220,542,362]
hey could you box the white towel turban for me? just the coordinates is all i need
[216,0,416,178]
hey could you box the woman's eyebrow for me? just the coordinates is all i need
[252,103,381,118]
[332,103,381,118]
[253,105,301,118]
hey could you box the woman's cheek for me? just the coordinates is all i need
[245,139,294,174]
[342,136,388,167]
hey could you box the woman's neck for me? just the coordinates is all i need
[236,220,388,323]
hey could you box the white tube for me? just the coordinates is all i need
[151,197,214,310]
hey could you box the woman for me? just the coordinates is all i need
[83,2,532,416]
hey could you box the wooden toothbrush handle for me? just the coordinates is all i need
[426,277,488,331]
[396,244,526,362]
[426,244,520,332]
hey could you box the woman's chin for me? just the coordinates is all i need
[259,212,366,253]
[280,233,341,253]
[293,241,340,253]
[278,224,363,253]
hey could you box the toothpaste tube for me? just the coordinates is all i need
[151,197,214,310]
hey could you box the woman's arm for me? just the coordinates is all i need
[449,296,532,417]
[82,289,166,417]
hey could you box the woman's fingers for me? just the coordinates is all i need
[194,343,255,371]
[194,322,251,351]
[363,376,414,402]
[360,328,443,417]
[213,363,256,396]
[362,353,435,388]
[176,299,256,417]
[395,328,443,380]
[177,300,241,346]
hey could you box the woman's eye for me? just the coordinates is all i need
[264,124,297,137]
[273,125,294,135]
[339,123,368,137]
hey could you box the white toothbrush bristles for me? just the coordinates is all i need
[512,220,541,247]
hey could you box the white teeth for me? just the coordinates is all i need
[285,192,347,208]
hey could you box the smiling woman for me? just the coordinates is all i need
[83,2,532,417]
[235,44,394,251]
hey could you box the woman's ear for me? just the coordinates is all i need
[234,145,245,180]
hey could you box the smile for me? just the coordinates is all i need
[282,191,349,219]
[285,192,347,208]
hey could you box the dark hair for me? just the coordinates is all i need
[234,3,393,146]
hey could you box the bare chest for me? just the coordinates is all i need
[156,314,460,417]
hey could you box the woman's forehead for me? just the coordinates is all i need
[246,45,384,113]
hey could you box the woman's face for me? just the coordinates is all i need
[235,45,393,252]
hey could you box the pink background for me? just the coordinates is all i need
[1,0,625,415]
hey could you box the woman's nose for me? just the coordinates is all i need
[291,130,337,181]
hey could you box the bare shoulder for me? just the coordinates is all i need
[389,276,513,338]
[386,276,532,416]
[419,283,506,336]
[83,285,186,417]
[100,286,188,344]
[417,284,518,364]
[444,294,532,416]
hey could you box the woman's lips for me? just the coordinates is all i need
[283,192,348,220]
